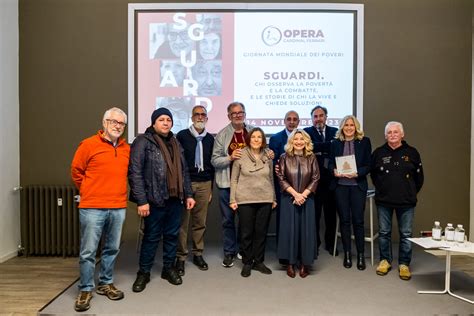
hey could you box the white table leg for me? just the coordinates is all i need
[418,251,474,304]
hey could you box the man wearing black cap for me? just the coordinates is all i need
[128,107,195,292]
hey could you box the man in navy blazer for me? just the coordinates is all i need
[304,105,338,255]
[269,110,300,250]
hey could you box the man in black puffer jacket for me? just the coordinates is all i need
[128,107,195,292]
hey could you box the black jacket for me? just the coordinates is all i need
[304,125,338,183]
[128,127,193,207]
[328,137,372,191]
[370,141,424,208]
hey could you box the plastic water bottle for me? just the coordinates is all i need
[432,221,442,241]
[445,223,455,242]
[454,224,465,243]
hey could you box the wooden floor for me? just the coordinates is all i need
[0,253,472,315]
[0,256,78,316]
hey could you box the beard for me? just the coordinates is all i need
[194,122,206,130]
[316,122,325,130]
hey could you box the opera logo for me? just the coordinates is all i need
[262,26,282,46]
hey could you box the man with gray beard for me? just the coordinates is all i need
[175,105,215,276]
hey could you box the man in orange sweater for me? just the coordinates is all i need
[71,107,130,312]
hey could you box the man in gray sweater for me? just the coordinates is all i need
[211,102,253,267]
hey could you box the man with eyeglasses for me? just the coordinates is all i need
[211,102,253,268]
[154,23,195,59]
[174,105,215,276]
[71,107,130,312]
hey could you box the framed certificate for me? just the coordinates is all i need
[336,154,357,175]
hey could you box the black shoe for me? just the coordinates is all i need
[222,254,235,268]
[253,262,272,275]
[161,268,183,285]
[132,271,150,292]
[279,259,289,267]
[343,252,352,268]
[357,253,366,270]
[241,264,252,277]
[175,259,185,276]
[193,255,209,271]
[327,247,339,256]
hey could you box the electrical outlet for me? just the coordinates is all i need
[57,198,63,206]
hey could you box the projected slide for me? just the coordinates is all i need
[131,5,362,137]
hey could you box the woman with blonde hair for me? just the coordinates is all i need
[276,129,320,278]
[329,115,372,270]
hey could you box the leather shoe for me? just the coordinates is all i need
[357,253,366,270]
[253,262,272,275]
[299,265,309,278]
[193,255,208,271]
[175,259,185,276]
[132,271,150,292]
[161,268,182,285]
[343,252,352,268]
[241,264,252,277]
[286,265,296,278]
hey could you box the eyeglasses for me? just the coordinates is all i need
[193,112,207,118]
[168,31,188,41]
[106,119,126,128]
[230,111,245,118]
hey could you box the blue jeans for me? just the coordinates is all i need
[218,188,238,256]
[377,205,414,265]
[139,198,183,273]
[79,208,126,291]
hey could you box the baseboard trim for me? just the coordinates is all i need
[0,249,18,263]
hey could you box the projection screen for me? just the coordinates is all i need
[128,3,364,141]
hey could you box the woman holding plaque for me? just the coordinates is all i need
[276,129,320,278]
[329,115,371,270]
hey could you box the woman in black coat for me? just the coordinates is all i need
[329,115,371,270]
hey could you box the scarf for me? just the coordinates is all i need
[189,125,207,172]
[152,132,184,199]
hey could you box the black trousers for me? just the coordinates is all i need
[238,203,272,265]
[314,182,337,250]
[335,185,367,254]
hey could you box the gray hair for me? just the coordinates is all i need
[103,107,127,124]
[227,101,245,114]
[384,121,404,135]
[192,105,207,114]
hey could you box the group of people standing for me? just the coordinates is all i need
[70,103,423,312]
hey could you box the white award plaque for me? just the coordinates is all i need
[336,154,357,175]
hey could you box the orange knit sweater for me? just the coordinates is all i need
[71,131,130,208]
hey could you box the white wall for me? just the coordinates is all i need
[471,12,474,242]
[0,0,20,262]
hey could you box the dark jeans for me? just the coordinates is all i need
[238,203,272,265]
[139,198,183,273]
[218,188,238,256]
[335,185,366,254]
[377,205,414,265]
[315,182,337,250]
